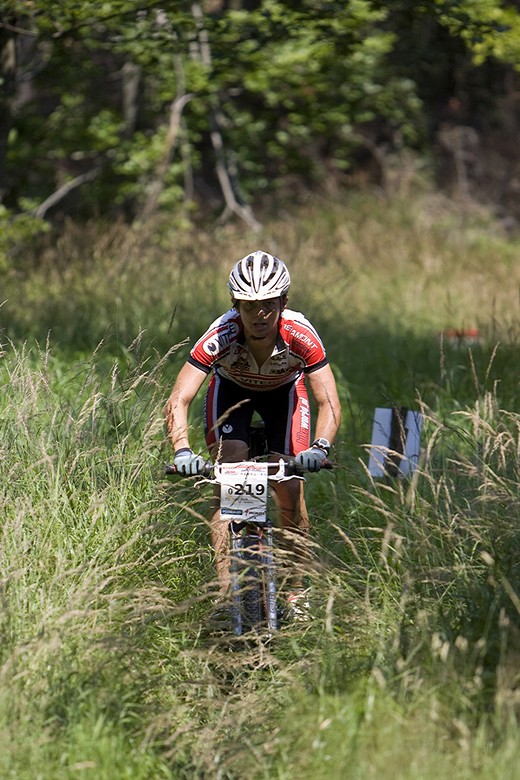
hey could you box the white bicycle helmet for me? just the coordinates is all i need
[228,251,291,301]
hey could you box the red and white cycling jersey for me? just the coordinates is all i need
[188,308,328,390]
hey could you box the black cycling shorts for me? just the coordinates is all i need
[204,373,311,456]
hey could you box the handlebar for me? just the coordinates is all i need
[164,458,333,479]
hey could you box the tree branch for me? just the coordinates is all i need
[139,92,194,221]
[33,167,101,219]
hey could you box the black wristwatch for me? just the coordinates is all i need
[312,438,331,455]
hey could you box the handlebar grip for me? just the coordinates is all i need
[164,463,214,478]
[284,462,306,478]
[273,460,334,477]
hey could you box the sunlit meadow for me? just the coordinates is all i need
[1,186,519,778]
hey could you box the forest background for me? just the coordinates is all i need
[1,1,520,779]
[2,0,520,240]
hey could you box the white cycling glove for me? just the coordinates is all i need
[173,448,207,476]
[295,444,328,472]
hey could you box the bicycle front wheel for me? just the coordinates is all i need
[241,533,264,630]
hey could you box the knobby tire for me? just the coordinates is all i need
[241,534,264,630]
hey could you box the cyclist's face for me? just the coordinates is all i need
[237,298,282,341]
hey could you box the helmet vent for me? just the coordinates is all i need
[228,250,291,301]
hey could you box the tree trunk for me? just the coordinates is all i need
[0,24,17,203]
[121,61,141,137]
[191,2,261,231]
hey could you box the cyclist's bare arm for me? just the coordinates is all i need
[307,364,342,443]
[164,362,207,451]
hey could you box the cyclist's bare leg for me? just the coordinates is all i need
[209,438,249,596]
[271,479,311,589]
[271,479,309,532]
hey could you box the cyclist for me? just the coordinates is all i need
[165,250,341,609]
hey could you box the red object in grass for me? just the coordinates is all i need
[439,328,481,345]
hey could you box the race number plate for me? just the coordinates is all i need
[218,462,268,523]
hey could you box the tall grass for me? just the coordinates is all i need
[1,187,520,777]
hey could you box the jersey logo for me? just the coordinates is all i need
[202,322,240,356]
[299,397,310,431]
[282,323,318,350]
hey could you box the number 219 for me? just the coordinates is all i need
[229,483,266,496]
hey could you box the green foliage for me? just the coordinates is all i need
[210,1,420,182]
[435,0,520,66]
[0,206,50,271]
[6,0,520,225]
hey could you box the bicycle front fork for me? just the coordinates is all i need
[262,523,278,631]
[229,521,278,635]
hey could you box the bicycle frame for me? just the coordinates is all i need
[165,421,330,637]
[165,456,306,636]
[215,458,296,635]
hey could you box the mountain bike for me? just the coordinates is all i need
[165,422,329,636]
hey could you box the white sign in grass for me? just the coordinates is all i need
[368,407,422,478]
